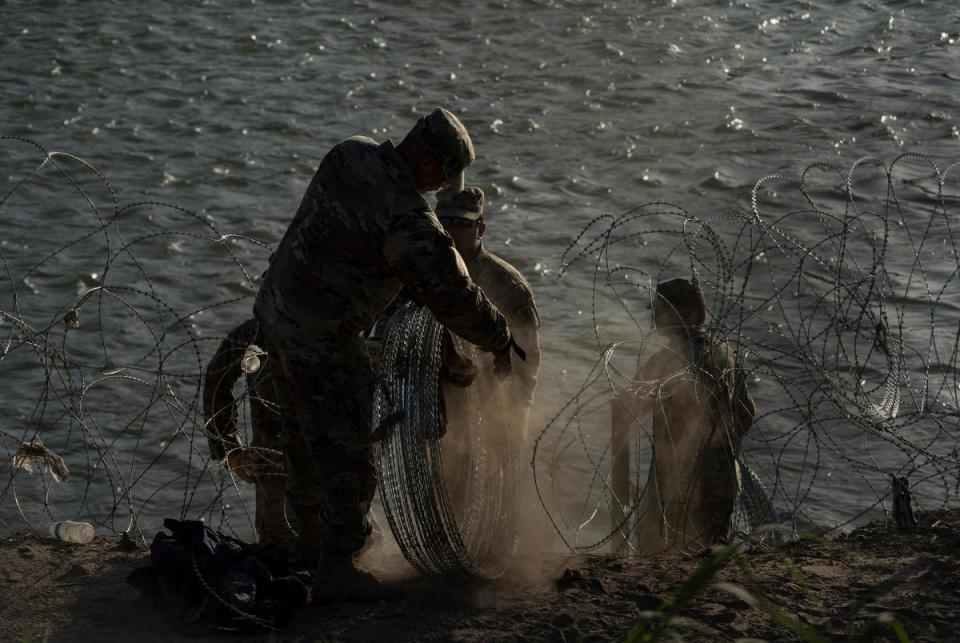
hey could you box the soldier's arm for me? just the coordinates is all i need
[202,321,257,460]
[630,350,669,406]
[505,295,541,406]
[383,207,510,353]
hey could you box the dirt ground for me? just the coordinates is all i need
[1,508,958,642]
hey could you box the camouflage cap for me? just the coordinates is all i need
[436,186,484,221]
[415,107,475,191]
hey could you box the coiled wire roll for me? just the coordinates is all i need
[372,301,519,578]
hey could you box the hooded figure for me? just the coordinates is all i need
[613,277,756,555]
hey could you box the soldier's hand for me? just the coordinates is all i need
[366,339,383,365]
[226,449,256,484]
[442,329,477,387]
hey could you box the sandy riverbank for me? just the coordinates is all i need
[2,508,958,642]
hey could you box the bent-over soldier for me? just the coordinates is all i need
[253,108,522,602]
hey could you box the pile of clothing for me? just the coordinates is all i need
[127,519,312,635]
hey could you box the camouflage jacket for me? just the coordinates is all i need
[254,137,509,354]
[463,243,541,406]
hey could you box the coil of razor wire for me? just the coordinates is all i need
[533,154,960,553]
[372,300,519,579]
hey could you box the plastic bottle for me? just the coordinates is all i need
[49,520,95,544]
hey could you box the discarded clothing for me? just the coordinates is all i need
[127,518,311,634]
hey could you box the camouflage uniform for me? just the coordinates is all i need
[253,130,510,564]
[460,242,541,416]
[434,186,540,423]
[615,278,755,554]
[202,319,296,546]
[440,241,540,469]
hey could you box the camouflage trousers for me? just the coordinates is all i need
[245,389,296,547]
[259,328,376,562]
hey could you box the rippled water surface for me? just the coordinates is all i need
[2,0,959,539]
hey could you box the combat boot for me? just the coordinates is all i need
[309,553,399,605]
[290,503,322,571]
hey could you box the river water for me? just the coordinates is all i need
[1,0,958,543]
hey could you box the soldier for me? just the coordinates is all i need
[612,277,755,555]
[253,108,521,603]
[434,186,541,437]
[433,187,540,560]
[202,319,295,548]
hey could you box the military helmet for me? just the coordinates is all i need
[414,107,475,192]
[436,186,484,221]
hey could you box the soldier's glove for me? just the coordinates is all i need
[366,339,383,366]
[441,329,478,387]
[225,448,256,484]
[492,337,526,380]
